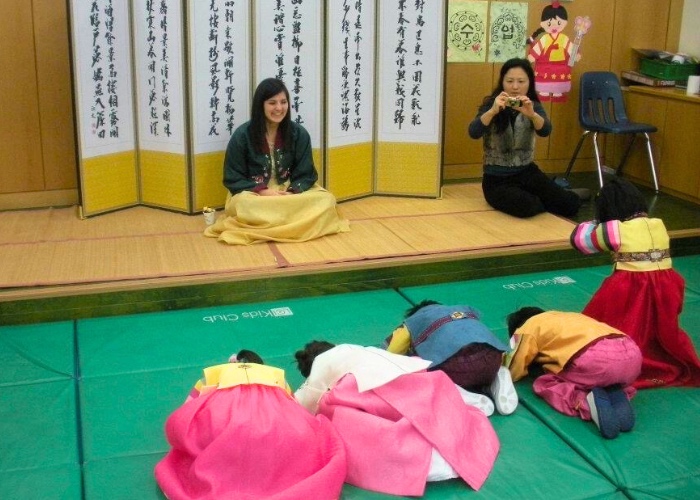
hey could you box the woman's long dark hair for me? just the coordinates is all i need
[527,2,569,46]
[249,77,292,154]
[485,58,539,134]
[595,177,648,223]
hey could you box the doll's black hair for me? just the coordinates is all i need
[236,349,264,364]
[294,340,336,378]
[527,2,569,46]
[595,177,648,223]
[404,299,441,319]
[506,307,545,337]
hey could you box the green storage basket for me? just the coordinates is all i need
[639,58,699,82]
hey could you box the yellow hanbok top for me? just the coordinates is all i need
[192,362,291,398]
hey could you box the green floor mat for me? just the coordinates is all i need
[77,289,411,389]
[398,265,610,340]
[0,322,81,499]
[4,257,700,500]
[342,407,620,499]
[516,382,700,498]
[400,257,700,498]
[0,321,75,384]
[83,455,166,500]
[0,465,82,500]
[75,290,413,498]
[399,255,700,338]
[80,369,191,461]
[81,406,623,500]
[675,256,700,344]
[673,256,700,305]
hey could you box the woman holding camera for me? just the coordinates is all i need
[468,58,580,218]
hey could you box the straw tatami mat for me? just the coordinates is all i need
[1,233,278,287]
[0,206,206,245]
[339,182,490,219]
[271,220,418,266]
[372,210,574,254]
[0,183,576,291]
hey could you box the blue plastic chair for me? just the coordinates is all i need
[565,71,659,192]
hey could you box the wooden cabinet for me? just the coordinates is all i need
[0,0,77,210]
[620,88,700,202]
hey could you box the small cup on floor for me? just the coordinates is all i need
[203,207,217,226]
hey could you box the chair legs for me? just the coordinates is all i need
[643,132,659,193]
[564,130,592,179]
[591,132,605,189]
[565,130,604,189]
[615,133,659,193]
[565,131,659,193]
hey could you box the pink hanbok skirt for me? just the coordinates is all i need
[318,370,500,497]
[155,384,346,500]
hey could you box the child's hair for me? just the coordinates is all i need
[294,340,336,378]
[404,299,441,319]
[506,307,545,337]
[595,177,648,223]
[235,349,264,364]
[527,2,568,46]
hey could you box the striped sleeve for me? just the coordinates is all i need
[570,220,621,254]
[184,378,205,402]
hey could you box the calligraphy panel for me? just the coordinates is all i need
[188,0,251,210]
[132,0,189,211]
[254,0,324,181]
[325,0,375,200]
[376,0,445,197]
[69,0,138,216]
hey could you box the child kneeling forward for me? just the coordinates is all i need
[506,308,642,439]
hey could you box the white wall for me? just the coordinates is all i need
[679,0,700,58]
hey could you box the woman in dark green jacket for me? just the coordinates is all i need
[205,78,349,245]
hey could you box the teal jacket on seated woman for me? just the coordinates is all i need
[223,120,318,195]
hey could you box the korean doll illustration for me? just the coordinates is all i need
[527,2,591,102]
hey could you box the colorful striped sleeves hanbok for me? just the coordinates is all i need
[570,220,621,255]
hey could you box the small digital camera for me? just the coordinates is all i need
[506,97,522,107]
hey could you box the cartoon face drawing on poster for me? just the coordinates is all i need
[526,1,590,103]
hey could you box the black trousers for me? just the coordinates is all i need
[482,163,581,218]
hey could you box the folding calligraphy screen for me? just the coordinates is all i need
[325,0,375,200]
[70,0,139,216]
[254,1,325,182]
[70,0,446,217]
[187,0,251,211]
[376,0,445,197]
